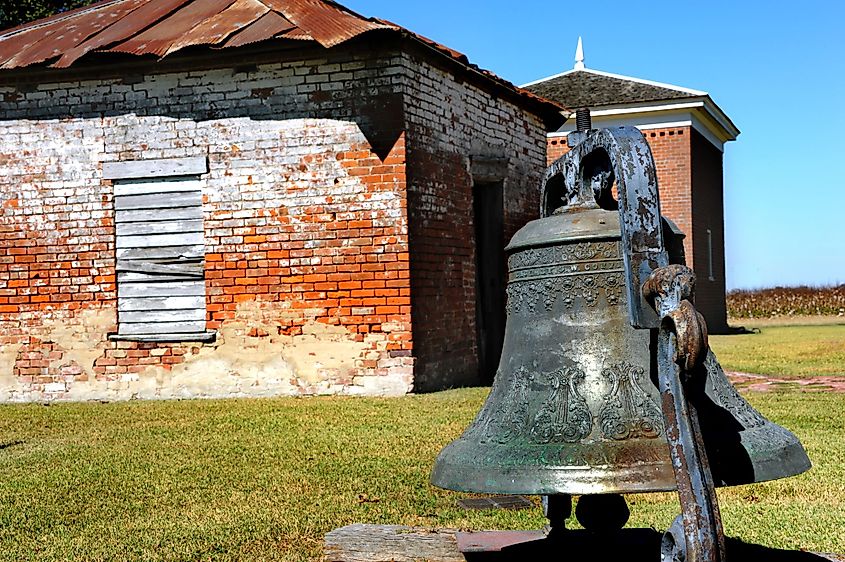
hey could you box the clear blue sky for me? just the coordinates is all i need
[344,0,845,290]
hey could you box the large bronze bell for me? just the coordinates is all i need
[431,122,810,561]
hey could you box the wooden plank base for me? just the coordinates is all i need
[324,525,464,562]
[324,524,844,562]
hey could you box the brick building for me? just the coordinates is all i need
[0,0,563,402]
[523,41,739,332]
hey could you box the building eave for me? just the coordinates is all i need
[396,30,568,132]
[556,97,740,143]
[701,96,740,141]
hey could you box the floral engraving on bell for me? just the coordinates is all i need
[599,363,663,440]
[484,366,534,444]
[704,352,766,429]
[508,241,619,270]
[506,271,624,314]
[530,366,592,444]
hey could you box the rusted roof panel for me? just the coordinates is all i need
[222,11,295,49]
[2,0,148,69]
[0,0,388,66]
[55,0,194,68]
[260,0,389,47]
[164,0,270,55]
[280,27,314,41]
[0,7,96,67]
[0,0,126,38]
[109,0,237,57]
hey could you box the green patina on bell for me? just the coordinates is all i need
[431,127,810,498]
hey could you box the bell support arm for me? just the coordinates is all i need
[545,126,726,561]
[644,265,726,562]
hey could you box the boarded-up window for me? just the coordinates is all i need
[104,157,212,341]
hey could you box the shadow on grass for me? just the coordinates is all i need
[462,529,838,561]
[0,440,23,450]
[724,325,760,335]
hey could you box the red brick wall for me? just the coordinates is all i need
[404,54,548,392]
[547,135,569,164]
[544,126,727,330]
[0,47,418,401]
[0,41,552,402]
[197,124,413,386]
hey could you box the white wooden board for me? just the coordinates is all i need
[116,219,204,237]
[118,281,206,298]
[115,207,204,224]
[120,309,207,323]
[118,320,207,336]
[114,192,202,211]
[118,295,206,312]
[116,245,205,260]
[116,231,205,249]
[113,179,203,196]
[103,156,207,180]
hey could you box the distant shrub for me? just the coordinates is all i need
[727,285,845,318]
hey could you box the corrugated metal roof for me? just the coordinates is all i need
[0,0,391,68]
[222,11,295,49]
[0,0,566,127]
[1,0,149,69]
[262,0,384,48]
[111,0,238,57]
[54,0,192,68]
[164,0,270,55]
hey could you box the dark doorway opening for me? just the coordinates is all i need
[473,181,506,385]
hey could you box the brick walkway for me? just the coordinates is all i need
[727,372,845,393]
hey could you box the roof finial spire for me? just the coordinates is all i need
[574,36,585,70]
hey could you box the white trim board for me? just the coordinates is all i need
[548,120,695,137]
[549,112,725,152]
[554,98,739,141]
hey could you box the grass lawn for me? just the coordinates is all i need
[1,386,843,561]
[710,322,845,377]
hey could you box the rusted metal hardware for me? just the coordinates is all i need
[575,107,592,132]
[643,265,708,372]
[645,265,726,562]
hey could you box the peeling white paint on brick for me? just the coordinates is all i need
[0,46,547,402]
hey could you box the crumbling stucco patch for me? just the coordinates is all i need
[0,342,24,401]
[2,290,410,402]
[3,299,406,402]
[127,300,370,399]
[42,308,114,375]
[125,316,369,400]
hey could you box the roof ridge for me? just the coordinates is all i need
[319,0,379,24]
[578,67,707,96]
[520,67,577,88]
